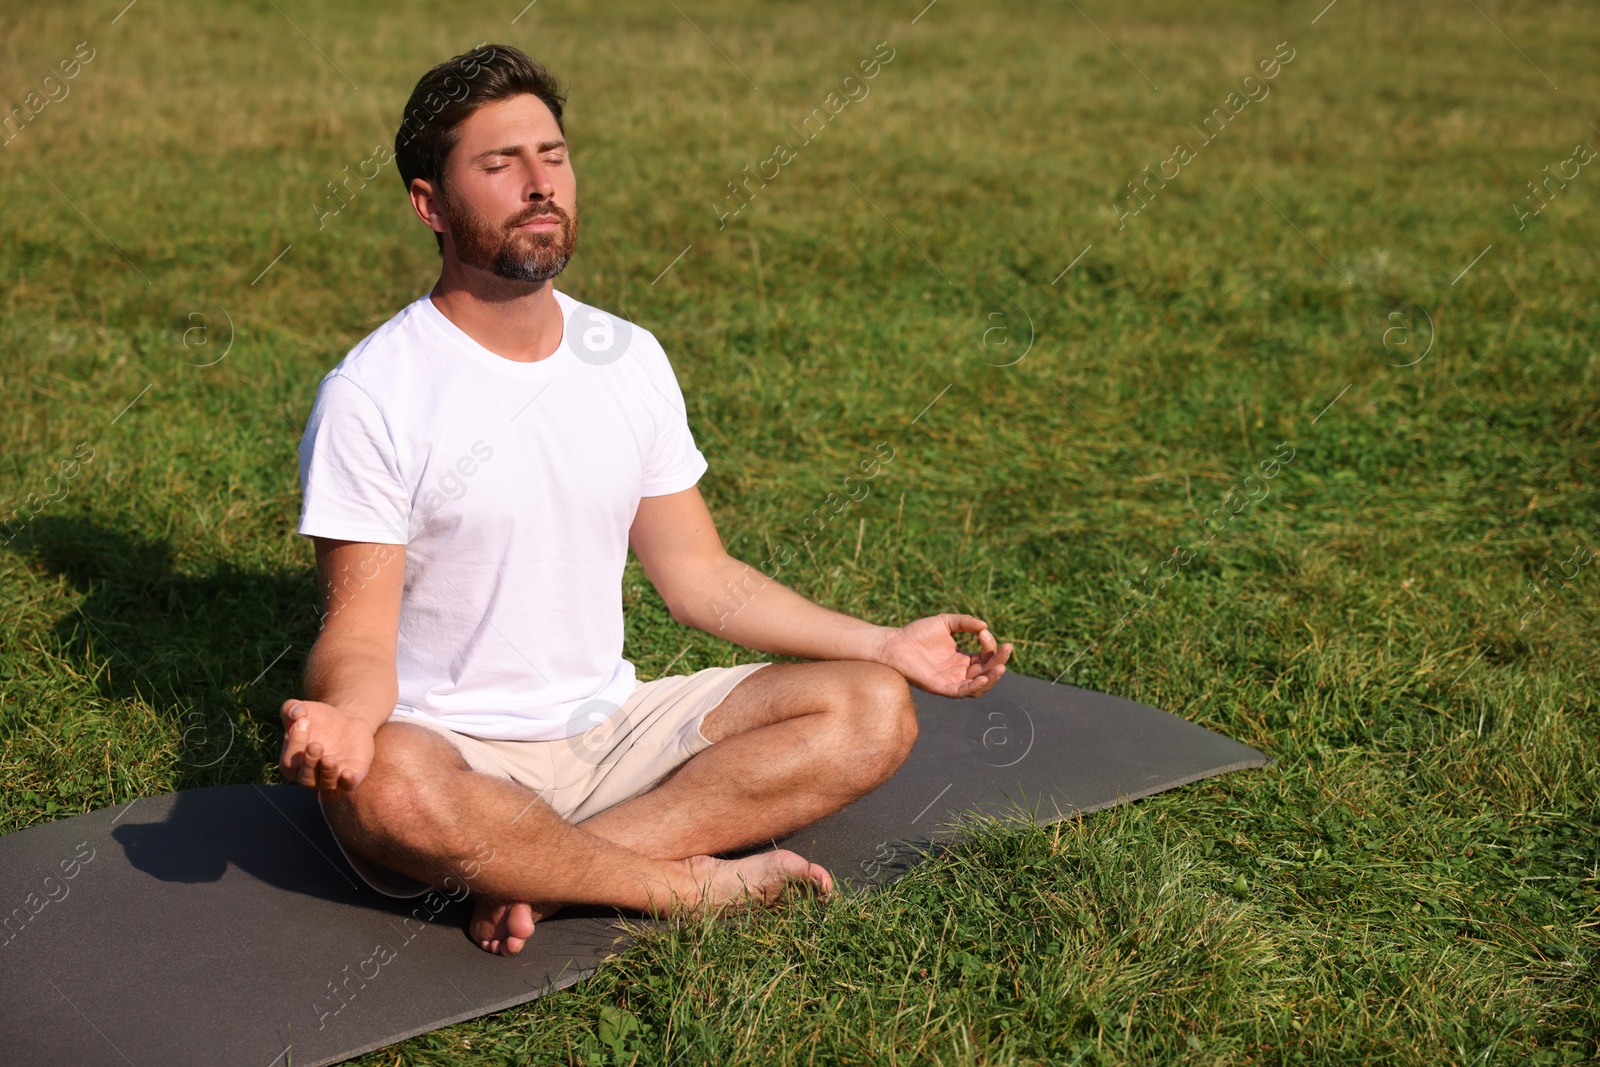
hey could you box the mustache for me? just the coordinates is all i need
[506,203,571,229]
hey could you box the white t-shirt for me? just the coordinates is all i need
[296,288,708,741]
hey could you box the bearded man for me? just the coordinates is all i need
[281,43,1012,956]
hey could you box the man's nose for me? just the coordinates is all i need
[524,161,557,200]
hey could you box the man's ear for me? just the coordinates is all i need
[409,177,449,240]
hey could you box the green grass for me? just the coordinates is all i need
[2,0,1597,1062]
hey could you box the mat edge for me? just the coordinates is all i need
[300,946,626,1067]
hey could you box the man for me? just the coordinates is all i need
[281,43,1012,957]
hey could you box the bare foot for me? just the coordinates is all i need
[468,851,830,952]
[673,850,833,914]
[468,897,552,956]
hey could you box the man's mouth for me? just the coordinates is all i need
[513,212,563,231]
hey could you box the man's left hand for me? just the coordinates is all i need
[877,614,1013,698]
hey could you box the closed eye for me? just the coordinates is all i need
[484,160,563,172]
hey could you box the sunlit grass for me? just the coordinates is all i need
[1,0,1596,1063]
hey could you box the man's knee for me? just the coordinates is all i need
[324,722,473,860]
[832,662,918,787]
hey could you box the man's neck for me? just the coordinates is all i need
[428,269,564,364]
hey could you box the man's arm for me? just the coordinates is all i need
[279,538,406,791]
[629,487,1012,697]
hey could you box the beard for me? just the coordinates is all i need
[442,187,579,284]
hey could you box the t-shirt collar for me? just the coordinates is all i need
[416,288,576,379]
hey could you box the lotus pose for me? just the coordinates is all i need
[280,43,1012,956]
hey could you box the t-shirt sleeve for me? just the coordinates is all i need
[640,346,709,497]
[297,373,413,544]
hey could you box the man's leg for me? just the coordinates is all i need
[318,718,833,936]
[582,659,917,857]
[472,660,918,952]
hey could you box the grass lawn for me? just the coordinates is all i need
[2,0,1596,1062]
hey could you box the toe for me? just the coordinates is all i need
[507,902,537,941]
[471,897,523,955]
[500,902,538,955]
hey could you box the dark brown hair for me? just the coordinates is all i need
[393,44,567,253]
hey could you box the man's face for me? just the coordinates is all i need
[430,94,578,283]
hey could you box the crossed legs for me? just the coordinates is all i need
[319,660,918,954]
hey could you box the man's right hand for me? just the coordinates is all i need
[279,699,378,792]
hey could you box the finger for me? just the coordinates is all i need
[279,733,306,778]
[968,661,1006,696]
[978,641,1012,669]
[282,719,312,771]
[317,749,342,792]
[977,627,997,653]
[280,699,304,729]
[299,740,324,789]
[946,613,986,635]
[298,744,322,788]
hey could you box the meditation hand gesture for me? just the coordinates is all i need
[878,613,1012,698]
[278,700,377,792]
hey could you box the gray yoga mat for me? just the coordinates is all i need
[0,672,1269,1067]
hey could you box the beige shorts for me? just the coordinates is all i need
[322,661,772,898]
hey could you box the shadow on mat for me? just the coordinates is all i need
[103,783,645,934]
